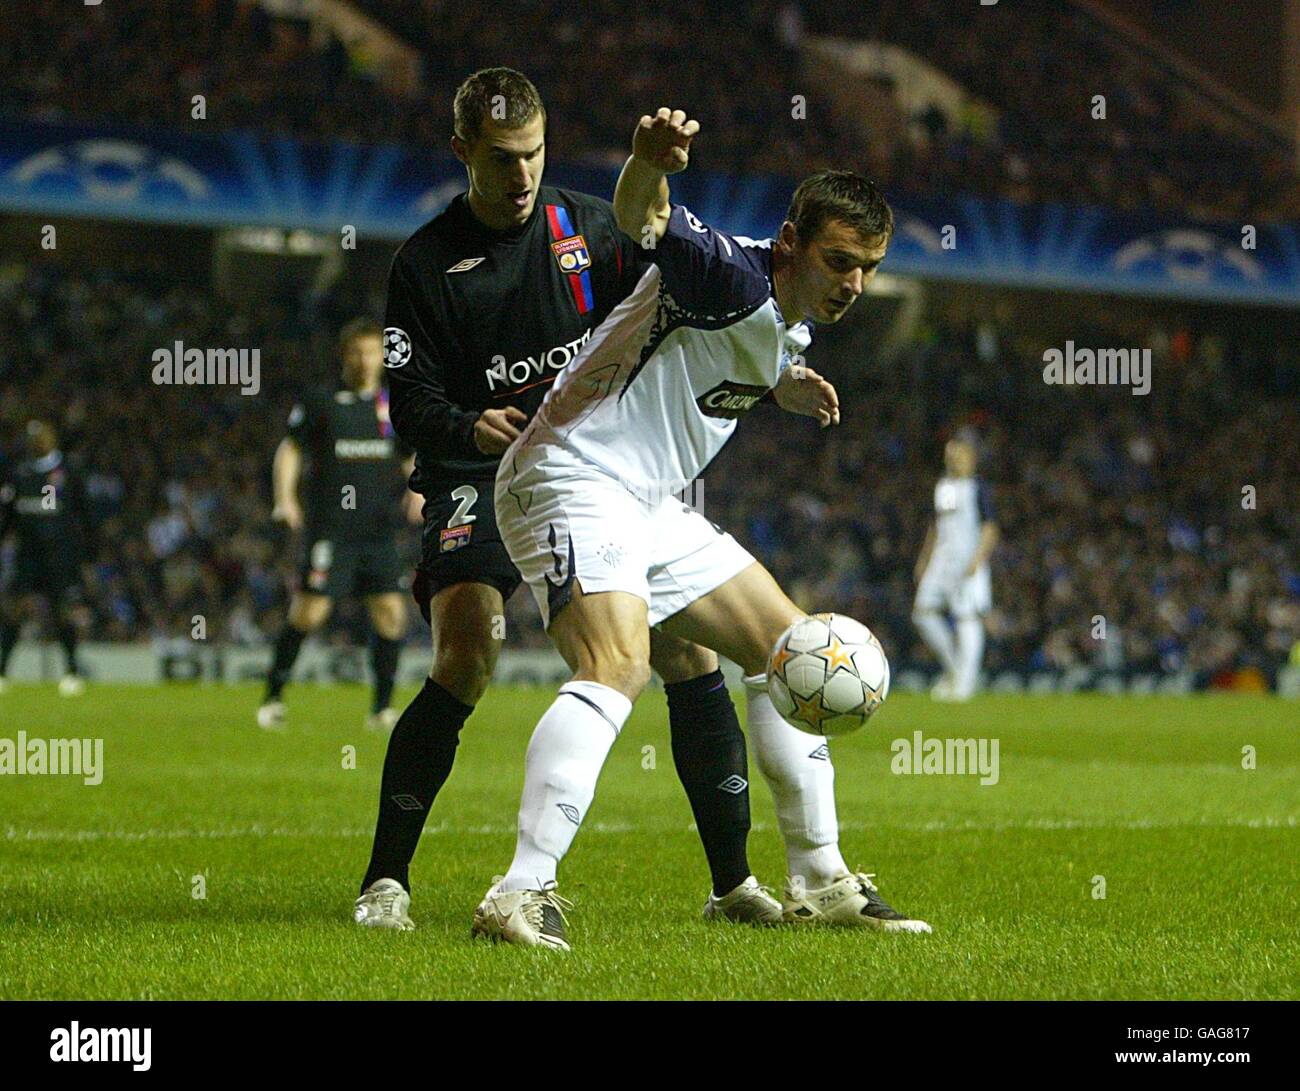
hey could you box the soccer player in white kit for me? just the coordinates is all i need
[912,439,999,701]
[472,108,931,948]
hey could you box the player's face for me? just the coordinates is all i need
[945,441,976,476]
[25,422,55,457]
[789,219,889,324]
[342,334,384,392]
[455,112,546,231]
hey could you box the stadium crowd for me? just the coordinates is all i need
[712,303,1300,682]
[2,259,1296,682]
[1,0,1294,222]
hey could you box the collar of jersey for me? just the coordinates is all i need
[456,191,540,244]
[758,241,812,337]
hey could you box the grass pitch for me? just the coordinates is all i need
[1,683,1297,1000]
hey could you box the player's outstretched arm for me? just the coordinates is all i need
[614,107,699,244]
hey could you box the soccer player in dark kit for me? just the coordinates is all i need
[0,420,90,696]
[257,319,422,733]
[354,68,776,930]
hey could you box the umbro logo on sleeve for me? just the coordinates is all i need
[446,257,485,273]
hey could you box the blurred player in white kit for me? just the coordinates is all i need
[912,438,999,701]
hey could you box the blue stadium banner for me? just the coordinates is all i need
[2,117,1297,305]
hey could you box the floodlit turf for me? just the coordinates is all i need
[1,682,1297,1000]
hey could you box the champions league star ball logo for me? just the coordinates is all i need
[383,328,412,369]
[1110,229,1264,285]
[8,139,211,204]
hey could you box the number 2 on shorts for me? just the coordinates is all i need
[448,485,479,529]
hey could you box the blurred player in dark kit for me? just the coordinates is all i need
[257,319,421,732]
[0,420,91,696]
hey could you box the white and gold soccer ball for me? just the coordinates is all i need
[767,613,890,737]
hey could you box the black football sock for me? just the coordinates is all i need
[369,634,402,714]
[667,669,753,897]
[57,623,80,676]
[264,625,308,702]
[0,623,18,677]
[361,677,474,893]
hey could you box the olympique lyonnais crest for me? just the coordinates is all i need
[439,524,472,553]
[550,234,591,274]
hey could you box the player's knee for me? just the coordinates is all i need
[651,640,718,685]
[429,631,497,704]
[733,622,787,679]
[580,652,650,702]
[370,598,406,640]
[289,595,330,631]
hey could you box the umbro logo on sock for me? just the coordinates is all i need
[556,803,581,825]
[807,744,830,761]
[391,794,423,811]
[717,775,748,795]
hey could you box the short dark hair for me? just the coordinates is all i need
[338,317,382,350]
[785,169,894,246]
[453,67,546,145]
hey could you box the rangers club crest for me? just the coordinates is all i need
[550,234,591,274]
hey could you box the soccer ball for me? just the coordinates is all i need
[766,613,890,737]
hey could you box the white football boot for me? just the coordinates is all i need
[703,876,783,925]
[365,708,400,732]
[256,700,287,731]
[949,673,977,702]
[58,675,86,697]
[930,673,956,701]
[353,878,415,931]
[471,880,573,950]
[783,872,932,933]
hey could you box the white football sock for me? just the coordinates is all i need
[744,675,848,888]
[954,616,985,694]
[913,609,958,677]
[498,680,632,893]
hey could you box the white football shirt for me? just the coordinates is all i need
[931,475,995,571]
[507,204,812,502]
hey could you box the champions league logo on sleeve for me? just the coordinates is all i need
[383,328,412,369]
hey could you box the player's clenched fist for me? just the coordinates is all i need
[473,405,529,454]
[632,108,700,175]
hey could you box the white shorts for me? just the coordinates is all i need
[495,446,755,629]
[914,561,992,619]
